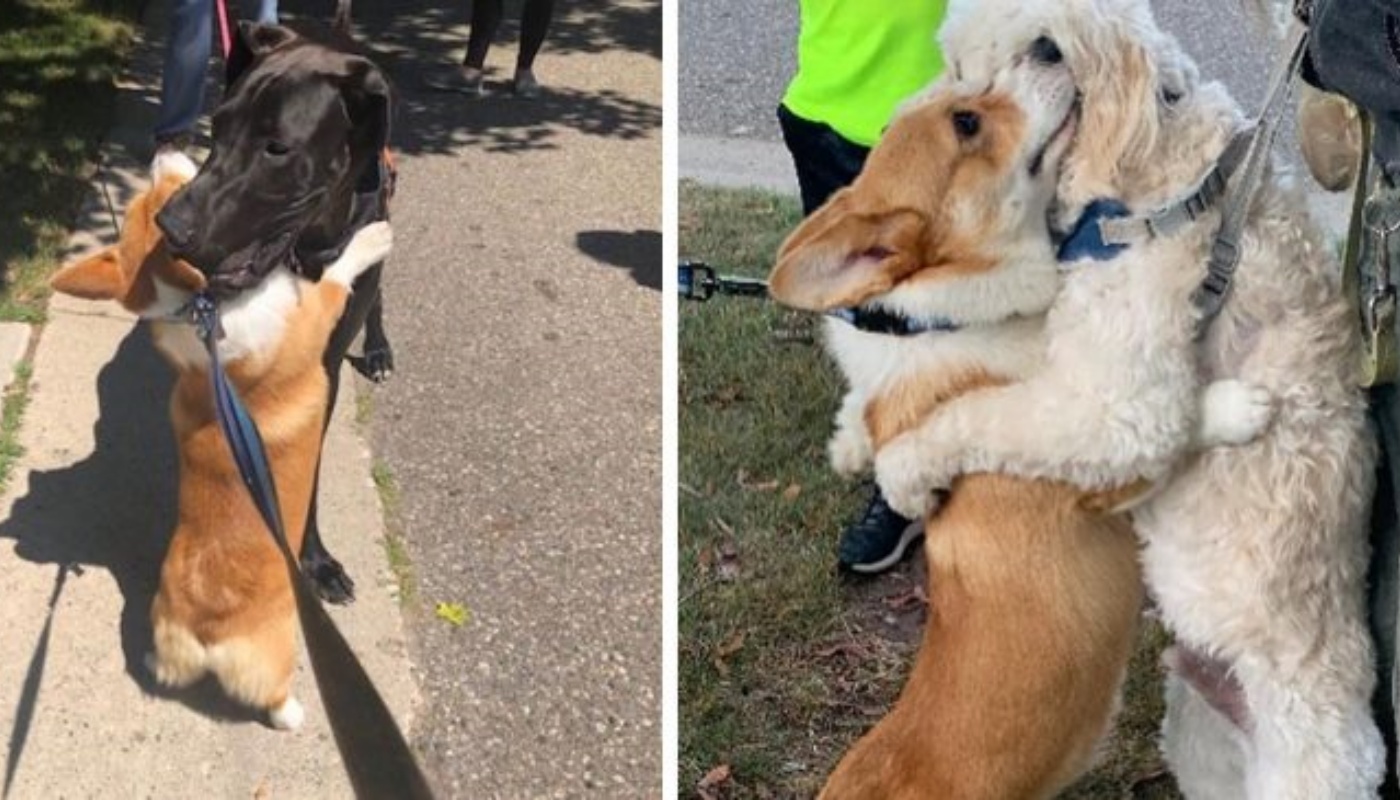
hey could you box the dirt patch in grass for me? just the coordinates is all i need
[679,181,1183,799]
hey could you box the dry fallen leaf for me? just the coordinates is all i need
[814,641,873,661]
[712,630,746,676]
[697,763,733,800]
[736,469,780,492]
[883,584,929,611]
[714,539,741,582]
[781,483,802,501]
[434,601,471,627]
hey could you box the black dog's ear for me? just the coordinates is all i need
[225,22,300,92]
[340,58,393,157]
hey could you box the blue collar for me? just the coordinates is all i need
[1056,198,1132,263]
[828,306,960,336]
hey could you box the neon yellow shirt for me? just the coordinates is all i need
[782,0,948,147]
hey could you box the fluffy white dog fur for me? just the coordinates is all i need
[874,0,1384,797]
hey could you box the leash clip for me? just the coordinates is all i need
[679,261,717,301]
[186,291,224,343]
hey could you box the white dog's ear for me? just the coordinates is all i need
[1058,15,1164,202]
[769,197,928,312]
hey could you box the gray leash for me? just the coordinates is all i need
[1191,20,1311,330]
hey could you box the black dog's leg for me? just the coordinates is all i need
[300,263,387,604]
[348,292,394,382]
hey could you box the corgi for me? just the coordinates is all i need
[51,152,392,729]
[768,69,1268,797]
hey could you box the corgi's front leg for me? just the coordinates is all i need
[829,391,873,477]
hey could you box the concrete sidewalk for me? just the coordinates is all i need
[0,3,414,798]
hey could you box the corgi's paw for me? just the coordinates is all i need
[328,221,393,286]
[828,427,872,477]
[875,434,949,520]
[1198,379,1274,447]
[268,696,305,731]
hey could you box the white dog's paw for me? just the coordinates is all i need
[329,221,393,286]
[828,427,873,477]
[1198,379,1275,447]
[268,696,305,731]
[874,434,949,519]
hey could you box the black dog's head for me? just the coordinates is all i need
[157,23,391,293]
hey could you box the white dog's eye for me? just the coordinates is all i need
[951,110,980,140]
[1029,35,1063,65]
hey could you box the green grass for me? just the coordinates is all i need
[354,386,374,430]
[371,458,418,608]
[0,360,34,492]
[679,181,1180,799]
[0,0,145,322]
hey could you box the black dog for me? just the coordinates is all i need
[157,13,393,604]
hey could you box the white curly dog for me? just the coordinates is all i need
[874,0,1384,796]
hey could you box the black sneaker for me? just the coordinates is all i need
[837,486,924,574]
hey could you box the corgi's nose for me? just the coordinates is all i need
[156,204,196,254]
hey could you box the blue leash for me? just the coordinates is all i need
[190,292,435,799]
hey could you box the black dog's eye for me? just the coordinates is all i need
[1030,35,1063,65]
[264,140,290,157]
[952,110,980,140]
[1161,88,1183,105]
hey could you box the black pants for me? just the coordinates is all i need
[777,104,871,216]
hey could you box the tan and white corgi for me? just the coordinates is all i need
[769,68,1266,798]
[52,152,392,729]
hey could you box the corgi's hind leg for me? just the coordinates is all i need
[147,616,210,688]
[208,612,303,730]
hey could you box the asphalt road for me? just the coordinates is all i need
[287,1,663,797]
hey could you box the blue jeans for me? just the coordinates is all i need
[154,0,277,142]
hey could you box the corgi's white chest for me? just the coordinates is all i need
[149,269,299,372]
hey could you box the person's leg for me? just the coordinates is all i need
[424,0,502,94]
[155,0,214,146]
[1371,384,1400,789]
[511,0,556,96]
[777,104,868,214]
[463,0,505,70]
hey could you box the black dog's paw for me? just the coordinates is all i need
[348,346,394,383]
[302,554,357,605]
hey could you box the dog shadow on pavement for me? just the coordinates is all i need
[0,325,262,731]
[577,229,661,291]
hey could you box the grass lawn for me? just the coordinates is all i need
[0,0,145,323]
[679,179,1184,799]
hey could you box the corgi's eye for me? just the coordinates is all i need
[952,110,981,140]
[1030,35,1063,65]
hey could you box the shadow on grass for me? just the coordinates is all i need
[0,0,142,319]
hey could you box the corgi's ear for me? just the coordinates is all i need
[51,248,128,301]
[769,195,927,311]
